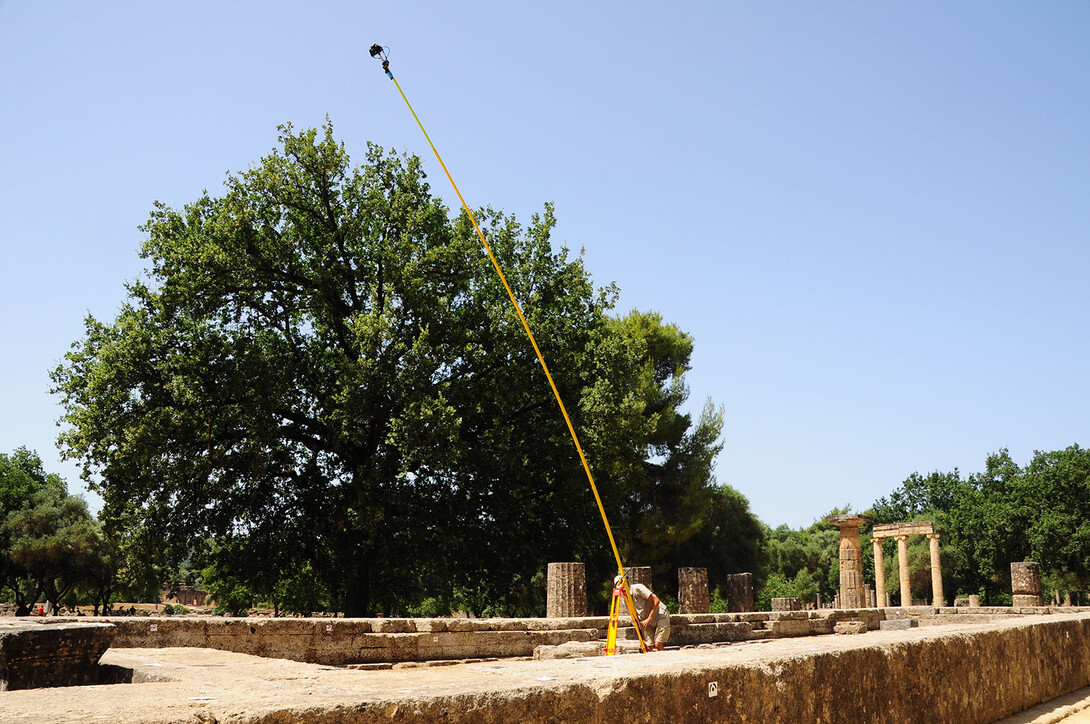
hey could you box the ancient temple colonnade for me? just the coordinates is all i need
[827,517,945,608]
[871,521,944,607]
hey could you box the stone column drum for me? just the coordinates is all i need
[624,566,652,590]
[546,562,586,618]
[872,538,887,609]
[1011,561,1044,607]
[896,535,912,607]
[827,514,869,609]
[771,597,802,611]
[678,567,709,614]
[927,533,944,606]
[726,573,754,613]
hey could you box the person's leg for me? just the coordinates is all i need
[654,615,671,651]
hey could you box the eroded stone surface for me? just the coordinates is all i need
[546,562,586,618]
[0,621,119,690]
[4,614,1090,723]
[726,573,754,613]
[1013,562,1043,595]
[879,619,919,631]
[678,567,709,614]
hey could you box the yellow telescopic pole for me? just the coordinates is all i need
[372,48,647,652]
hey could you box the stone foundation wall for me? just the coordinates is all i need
[342,615,1090,723]
[0,622,119,690]
[36,605,1090,667]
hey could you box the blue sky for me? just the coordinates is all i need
[1,2,1087,530]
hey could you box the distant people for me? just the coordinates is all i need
[615,576,671,651]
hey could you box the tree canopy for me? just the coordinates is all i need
[52,122,734,616]
[0,448,109,615]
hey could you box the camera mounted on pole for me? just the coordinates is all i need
[369,44,392,78]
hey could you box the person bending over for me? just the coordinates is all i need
[616,576,671,651]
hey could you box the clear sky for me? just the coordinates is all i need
[1,2,1087,530]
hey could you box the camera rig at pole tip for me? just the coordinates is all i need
[369,44,392,78]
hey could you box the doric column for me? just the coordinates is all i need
[827,514,869,609]
[624,566,652,590]
[927,533,944,606]
[546,562,586,618]
[872,537,887,609]
[725,573,754,613]
[896,535,911,607]
[678,567,709,614]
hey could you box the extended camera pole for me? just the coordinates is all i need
[369,44,647,654]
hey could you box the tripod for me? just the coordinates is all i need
[605,575,649,655]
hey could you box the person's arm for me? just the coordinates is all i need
[642,592,661,628]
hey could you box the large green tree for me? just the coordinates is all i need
[5,487,101,613]
[0,448,106,614]
[53,122,727,616]
[0,448,62,613]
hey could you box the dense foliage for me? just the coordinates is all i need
[50,122,751,616]
[757,445,1090,607]
[0,448,113,614]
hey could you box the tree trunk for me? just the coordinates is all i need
[344,555,371,617]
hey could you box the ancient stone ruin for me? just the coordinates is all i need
[545,562,586,618]
[0,622,126,690]
[871,520,944,607]
[726,572,754,612]
[1011,561,1044,607]
[624,566,652,588]
[678,567,709,614]
[827,514,869,609]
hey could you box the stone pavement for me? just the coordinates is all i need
[1,614,1090,722]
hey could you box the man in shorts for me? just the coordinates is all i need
[616,575,671,651]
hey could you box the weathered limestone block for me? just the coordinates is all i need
[0,622,118,690]
[624,566,652,589]
[766,618,832,637]
[1011,562,1042,596]
[371,618,416,633]
[547,562,587,618]
[955,598,970,607]
[669,622,753,645]
[726,573,754,613]
[815,608,882,631]
[968,595,980,607]
[834,621,868,635]
[1012,595,1044,608]
[770,610,808,620]
[879,618,919,631]
[678,567,709,614]
[771,597,801,611]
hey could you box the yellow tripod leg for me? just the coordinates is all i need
[604,586,621,655]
